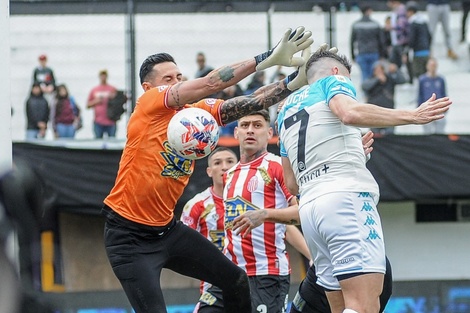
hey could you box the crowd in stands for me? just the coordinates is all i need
[26,0,465,140]
[351,0,453,136]
[26,55,125,141]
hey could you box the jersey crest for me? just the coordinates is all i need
[160,141,193,179]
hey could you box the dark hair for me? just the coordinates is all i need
[306,50,352,75]
[361,5,371,14]
[30,83,43,96]
[207,147,237,166]
[242,109,271,123]
[55,84,69,100]
[139,53,176,84]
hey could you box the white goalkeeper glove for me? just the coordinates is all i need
[284,43,339,91]
[254,26,314,71]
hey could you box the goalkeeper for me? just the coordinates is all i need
[102,27,314,313]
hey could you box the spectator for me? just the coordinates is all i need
[195,52,214,78]
[418,57,448,134]
[25,83,49,140]
[32,54,56,106]
[350,5,387,83]
[52,84,81,139]
[216,85,244,137]
[461,0,470,42]
[406,1,432,79]
[86,69,117,139]
[195,52,217,98]
[382,16,393,59]
[426,0,458,60]
[386,0,413,83]
[362,61,407,135]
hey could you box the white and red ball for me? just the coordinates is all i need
[167,107,219,160]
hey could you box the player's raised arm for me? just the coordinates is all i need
[166,27,313,109]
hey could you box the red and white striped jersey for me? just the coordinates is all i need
[223,152,294,276]
[181,186,225,251]
[181,186,225,293]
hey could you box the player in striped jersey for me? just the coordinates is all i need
[180,147,238,298]
[198,110,311,313]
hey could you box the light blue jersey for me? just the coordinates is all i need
[277,75,379,204]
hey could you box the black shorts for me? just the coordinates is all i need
[198,275,290,313]
[102,205,251,313]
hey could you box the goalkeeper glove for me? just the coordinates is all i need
[254,26,313,71]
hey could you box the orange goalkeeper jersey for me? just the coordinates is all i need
[104,85,224,226]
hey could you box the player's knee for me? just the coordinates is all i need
[234,269,249,290]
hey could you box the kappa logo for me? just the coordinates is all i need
[367,229,381,240]
[364,215,377,226]
[361,202,374,212]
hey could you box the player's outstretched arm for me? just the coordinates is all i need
[219,79,292,124]
[168,27,313,108]
[329,93,452,127]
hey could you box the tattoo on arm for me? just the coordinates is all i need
[218,66,235,82]
[220,81,292,124]
[170,83,181,107]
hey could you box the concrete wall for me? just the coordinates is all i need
[9,10,470,141]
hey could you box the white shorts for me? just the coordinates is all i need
[299,191,386,290]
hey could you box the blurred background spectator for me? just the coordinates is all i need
[350,5,387,83]
[386,0,413,84]
[406,1,432,80]
[362,60,406,135]
[25,83,49,140]
[86,69,117,139]
[418,57,448,134]
[426,0,458,60]
[52,84,81,139]
[32,54,56,107]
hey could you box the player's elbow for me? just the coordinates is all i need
[337,110,361,126]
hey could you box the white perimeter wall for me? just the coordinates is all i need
[9,10,470,141]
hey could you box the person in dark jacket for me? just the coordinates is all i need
[362,60,407,135]
[406,1,432,79]
[350,5,387,83]
[25,83,50,140]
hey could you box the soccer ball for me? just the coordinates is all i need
[167,107,220,160]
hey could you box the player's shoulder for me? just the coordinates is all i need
[265,152,282,163]
[184,187,212,207]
